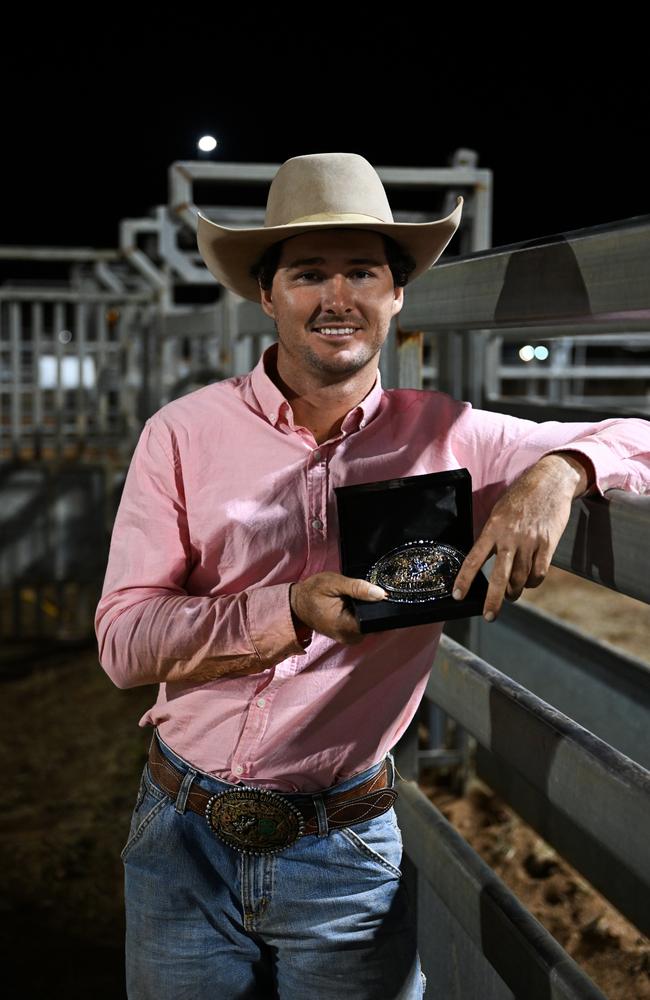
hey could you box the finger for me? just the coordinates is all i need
[483,548,516,621]
[335,606,365,645]
[504,550,534,601]
[452,535,495,599]
[341,628,365,645]
[337,576,387,602]
[505,579,526,602]
[314,606,359,646]
[525,548,551,588]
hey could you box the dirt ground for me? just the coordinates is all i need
[0,566,648,999]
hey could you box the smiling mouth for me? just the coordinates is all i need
[312,326,359,338]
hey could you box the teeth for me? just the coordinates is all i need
[315,327,357,335]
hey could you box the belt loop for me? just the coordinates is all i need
[386,751,396,788]
[175,767,198,814]
[313,794,329,837]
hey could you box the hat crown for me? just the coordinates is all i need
[196,151,464,302]
[264,152,394,228]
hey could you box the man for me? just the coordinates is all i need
[95,152,650,999]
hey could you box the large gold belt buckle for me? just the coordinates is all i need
[205,787,305,855]
[366,540,465,603]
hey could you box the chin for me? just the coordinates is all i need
[311,357,370,377]
[308,347,376,373]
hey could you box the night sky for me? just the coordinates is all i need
[3,17,647,254]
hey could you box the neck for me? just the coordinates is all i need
[269,350,378,444]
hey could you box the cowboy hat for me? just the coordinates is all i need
[196,152,464,303]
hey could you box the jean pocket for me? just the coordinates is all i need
[338,807,403,878]
[121,764,171,863]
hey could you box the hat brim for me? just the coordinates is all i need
[196,196,464,302]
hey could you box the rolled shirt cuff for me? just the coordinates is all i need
[246,583,312,664]
[541,443,620,498]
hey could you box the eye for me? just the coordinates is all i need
[294,269,375,282]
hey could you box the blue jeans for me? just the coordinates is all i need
[122,729,425,999]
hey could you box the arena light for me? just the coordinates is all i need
[518,345,535,362]
[198,135,218,153]
[39,355,96,389]
[534,345,549,361]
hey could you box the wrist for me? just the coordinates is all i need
[289,583,312,648]
[537,452,594,498]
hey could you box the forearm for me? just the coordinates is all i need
[95,416,313,690]
[454,404,650,523]
[95,583,308,690]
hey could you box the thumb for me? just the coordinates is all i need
[340,576,388,601]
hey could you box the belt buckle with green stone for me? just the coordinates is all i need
[205,786,305,855]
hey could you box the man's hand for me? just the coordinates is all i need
[290,573,387,645]
[451,453,592,622]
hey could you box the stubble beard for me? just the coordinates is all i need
[275,322,385,380]
[301,341,378,377]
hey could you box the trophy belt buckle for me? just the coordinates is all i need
[205,785,306,856]
[366,539,466,604]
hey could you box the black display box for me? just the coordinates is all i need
[334,468,489,633]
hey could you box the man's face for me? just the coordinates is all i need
[259,229,404,384]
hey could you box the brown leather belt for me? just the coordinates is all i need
[148,737,397,856]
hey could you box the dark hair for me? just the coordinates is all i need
[249,230,417,292]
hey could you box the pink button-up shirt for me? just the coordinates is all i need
[94,343,650,791]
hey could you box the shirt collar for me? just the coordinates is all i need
[249,342,384,434]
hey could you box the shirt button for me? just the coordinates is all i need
[313,450,322,462]
[234,765,244,775]
[311,518,323,530]
[256,698,266,708]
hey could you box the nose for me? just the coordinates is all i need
[321,273,354,314]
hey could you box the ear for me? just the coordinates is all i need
[391,285,405,317]
[260,282,275,320]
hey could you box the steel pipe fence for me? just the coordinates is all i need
[394,781,609,1000]
[0,290,156,462]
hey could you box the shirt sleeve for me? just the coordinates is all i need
[94,416,310,690]
[449,402,650,535]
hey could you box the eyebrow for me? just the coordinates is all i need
[284,256,385,270]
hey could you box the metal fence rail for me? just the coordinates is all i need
[429,633,650,935]
[398,213,650,410]
[552,487,650,600]
[400,214,650,333]
[0,462,109,642]
[395,781,608,1000]
[0,287,156,462]
[463,599,650,771]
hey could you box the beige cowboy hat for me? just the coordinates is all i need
[196,152,464,303]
